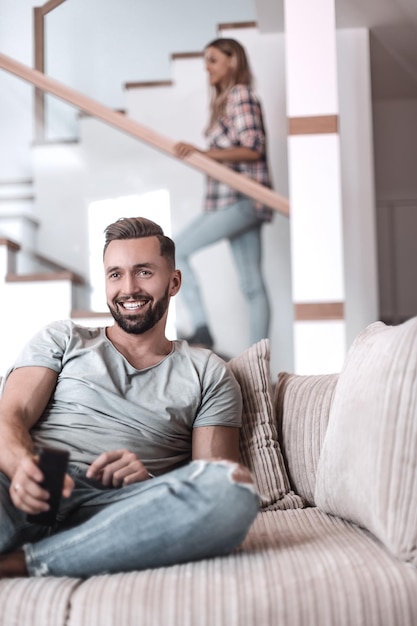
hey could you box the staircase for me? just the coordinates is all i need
[1,21,292,376]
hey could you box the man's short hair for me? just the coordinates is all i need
[103,217,176,267]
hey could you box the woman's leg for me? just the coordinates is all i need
[229,217,270,344]
[22,461,259,578]
[175,200,263,338]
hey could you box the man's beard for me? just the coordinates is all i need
[108,286,170,335]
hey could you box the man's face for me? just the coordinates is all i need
[104,236,180,335]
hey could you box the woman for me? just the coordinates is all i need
[174,37,273,350]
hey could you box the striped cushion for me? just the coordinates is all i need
[0,577,79,626]
[66,508,417,626]
[274,372,338,505]
[315,317,417,565]
[228,339,303,510]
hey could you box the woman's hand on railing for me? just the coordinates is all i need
[0,52,289,215]
[174,142,204,159]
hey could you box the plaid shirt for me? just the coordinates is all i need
[204,84,273,221]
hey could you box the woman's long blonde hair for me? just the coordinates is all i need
[205,38,253,132]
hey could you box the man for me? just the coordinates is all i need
[0,217,259,578]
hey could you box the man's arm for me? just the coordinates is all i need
[87,426,241,486]
[192,426,240,463]
[0,367,57,475]
[0,367,73,513]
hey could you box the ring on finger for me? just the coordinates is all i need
[14,483,21,492]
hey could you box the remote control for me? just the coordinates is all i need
[27,446,70,526]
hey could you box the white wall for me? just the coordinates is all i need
[0,279,73,376]
[0,0,36,178]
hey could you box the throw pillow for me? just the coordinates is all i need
[315,317,417,565]
[228,339,303,511]
[274,372,338,505]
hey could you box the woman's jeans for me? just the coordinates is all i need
[0,460,259,578]
[175,199,271,345]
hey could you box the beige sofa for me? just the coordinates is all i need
[1,319,417,626]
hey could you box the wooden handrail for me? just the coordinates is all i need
[0,52,290,216]
[0,238,20,252]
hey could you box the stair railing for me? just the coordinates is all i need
[0,52,289,217]
[33,0,67,141]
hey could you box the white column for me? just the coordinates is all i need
[284,0,346,374]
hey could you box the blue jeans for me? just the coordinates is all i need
[175,199,270,344]
[0,460,259,578]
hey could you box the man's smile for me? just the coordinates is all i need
[117,299,150,311]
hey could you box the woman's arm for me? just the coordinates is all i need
[206,146,261,162]
[175,87,266,164]
[174,142,261,162]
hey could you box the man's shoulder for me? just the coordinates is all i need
[172,343,242,426]
[173,340,226,368]
[29,320,105,356]
[44,319,103,339]
[172,341,239,388]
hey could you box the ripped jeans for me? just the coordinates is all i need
[0,460,259,578]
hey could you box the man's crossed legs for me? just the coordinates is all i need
[0,460,259,578]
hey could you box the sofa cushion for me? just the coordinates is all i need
[66,508,417,626]
[228,339,303,511]
[0,577,80,626]
[315,317,417,565]
[274,372,338,505]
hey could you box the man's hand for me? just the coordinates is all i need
[86,450,151,488]
[10,454,74,515]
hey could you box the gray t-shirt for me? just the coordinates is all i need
[4,320,242,475]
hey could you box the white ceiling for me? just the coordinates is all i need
[256,0,417,99]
